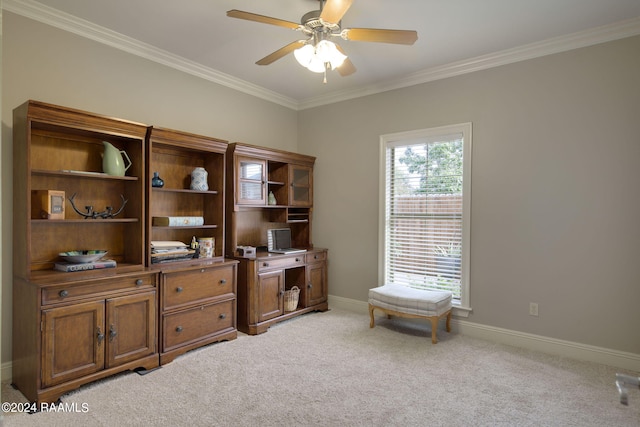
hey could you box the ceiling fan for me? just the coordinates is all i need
[227,0,418,82]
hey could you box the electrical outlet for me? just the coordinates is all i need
[529,302,539,317]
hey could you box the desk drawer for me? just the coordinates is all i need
[306,251,326,263]
[42,274,156,305]
[162,265,234,311]
[162,300,235,351]
[257,255,305,272]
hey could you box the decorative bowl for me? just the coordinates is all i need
[59,250,108,263]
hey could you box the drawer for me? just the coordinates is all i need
[257,255,305,272]
[162,300,235,351]
[306,251,327,263]
[162,265,234,311]
[42,274,156,305]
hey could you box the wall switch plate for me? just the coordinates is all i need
[529,302,539,316]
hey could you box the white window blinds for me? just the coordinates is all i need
[382,125,471,303]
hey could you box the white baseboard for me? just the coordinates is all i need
[328,295,640,372]
[2,361,12,384]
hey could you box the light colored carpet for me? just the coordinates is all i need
[2,307,638,426]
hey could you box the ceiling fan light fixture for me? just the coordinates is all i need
[316,40,347,69]
[294,40,347,73]
[307,55,328,73]
[293,44,315,67]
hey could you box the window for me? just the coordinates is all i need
[379,123,471,310]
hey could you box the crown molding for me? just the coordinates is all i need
[298,15,640,109]
[4,0,640,111]
[2,0,299,110]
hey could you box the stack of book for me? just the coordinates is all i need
[54,259,117,272]
[151,241,196,264]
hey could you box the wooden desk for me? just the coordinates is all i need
[234,248,328,334]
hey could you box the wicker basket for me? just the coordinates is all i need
[284,286,300,312]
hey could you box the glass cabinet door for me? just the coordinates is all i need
[289,164,312,206]
[237,157,266,205]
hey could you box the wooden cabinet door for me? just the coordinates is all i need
[106,291,156,368]
[306,261,327,307]
[42,301,105,387]
[257,270,284,322]
[237,157,266,205]
[289,164,312,206]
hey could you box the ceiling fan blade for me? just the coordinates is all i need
[343,28,418,45]
[320,0,353,24]
[256,40,306,65]
[337,58,356,76]
[334,44,356,76]
[227,10,301,30]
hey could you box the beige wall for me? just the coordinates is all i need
[300,35,640,355]
[1,12,298,366]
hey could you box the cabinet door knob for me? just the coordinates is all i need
[176,286,183,293]
[109,324,117,341]
[135,279,143,286]
[96,327,105,344]
[307,282,313,289]
[219,313,226,319]
[314,255,319,260]
[219,279,227,285]
[279,290,285,296]
[59,290,68,298]
[201,269,205,273]
[175,326,183,333]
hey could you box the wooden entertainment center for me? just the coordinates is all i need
[12,101,328,403]
[11,101,327,404]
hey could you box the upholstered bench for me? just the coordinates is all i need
[368,284,453,344]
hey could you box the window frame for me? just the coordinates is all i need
[379,123,472,315]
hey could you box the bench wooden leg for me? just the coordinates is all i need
[430,317,439,344]
[446,310,452,332]
[368,304,375,328]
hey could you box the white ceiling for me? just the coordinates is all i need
[7,0,640,109]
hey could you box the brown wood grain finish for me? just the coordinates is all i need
[162,300,235,350]
[13,101,158,404]
[106,291,157,367]
[41,300,106,387]
[147,127,228,266]
[42,274,155,305]
[162,265,235,311]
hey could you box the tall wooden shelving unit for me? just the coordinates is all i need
[146,127,238,364]
[12,100,158,404]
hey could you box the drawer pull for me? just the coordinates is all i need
[175,326,183,333]
[176,286,183,293]
[135,279,143,286]
[201,269,205,273]
[96,327,105,344]
[109,324,117,341]
[219,279,227,285]
[295,258,301,262]
[59,290,69,298]
[263,262,269,267]
[219,313,226,320]
[314,255,319,259]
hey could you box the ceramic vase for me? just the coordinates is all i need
[190,167,208,191]
[151,172,164,188]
